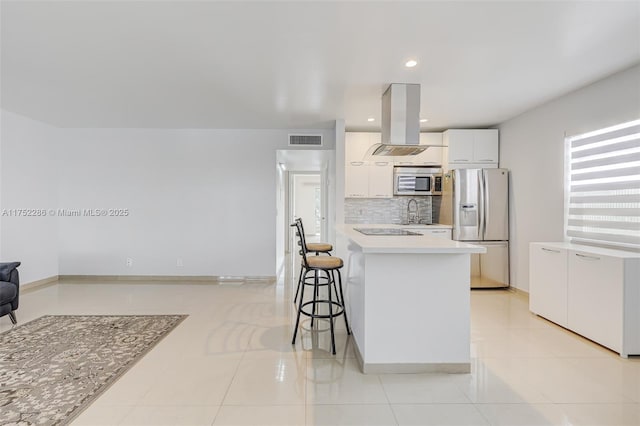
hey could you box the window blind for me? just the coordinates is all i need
[566,119,640,250]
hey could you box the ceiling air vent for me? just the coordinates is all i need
[289,134,322,146]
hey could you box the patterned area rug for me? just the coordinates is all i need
[0,314,186,425]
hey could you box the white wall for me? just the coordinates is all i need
[57,128,334,277]
[0,110,59,284]
[499,64,640,292]
[334,120,345,228]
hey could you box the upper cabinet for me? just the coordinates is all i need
[345,132,380,163]
[344,131,445,198]
[417,133,444,166]
[368,160,394,198]
[443,129,499,169]
[394,133,444,166]
[345,133,392,198]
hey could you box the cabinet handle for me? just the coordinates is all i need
[374,162,389,166]
[575,253,600,261]
[542,248,561,253]
[398,161,413,165]
[453,159,469,162]
[350,161,365,166]
[478,159,494,162]
[432,230,447,233]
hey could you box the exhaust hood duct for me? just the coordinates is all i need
[368,83,427,156]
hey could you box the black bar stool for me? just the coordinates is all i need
[292,218,333,303]
[291,219,350,355]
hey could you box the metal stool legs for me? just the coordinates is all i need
[291,267,350,355]
[294,251,331,304]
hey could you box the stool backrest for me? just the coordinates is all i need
[290,218,310,268]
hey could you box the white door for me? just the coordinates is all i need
[292,173,322,242]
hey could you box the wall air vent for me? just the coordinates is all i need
[289,134,323,146]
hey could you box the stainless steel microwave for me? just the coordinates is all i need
[393,167,443,196]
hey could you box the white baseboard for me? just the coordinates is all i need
[57,275,276,284]
[22,276,59,293]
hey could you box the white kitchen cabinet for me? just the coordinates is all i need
[473,130,500,163]
[443,129,499,168]
[344,131,445,198]
[529,244,568,327]
[344,132,391,198]
[344,161,393,199]
[394,133,444,166]
[528,242,640,357]
[445,130,475,164]
[346,132,379,162]
[567,250,624,354]
[345,162,369,198]
[403,226,452,240]
[416,133,444,166]
[368,161,393,198]
[422,228,452,239]
[345,132,373,198]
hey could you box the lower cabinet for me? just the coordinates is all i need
[529,244,568,327]
[423,229,452,239]
[567,250,624,354]
[403,227,452,240]
[529,242,640,357]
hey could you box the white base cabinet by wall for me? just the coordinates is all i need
[529,242,640,357]
[529,244,568,327]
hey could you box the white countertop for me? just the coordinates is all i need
[337,224,485,254]
[531,242,640,259]
[351,223,453,230]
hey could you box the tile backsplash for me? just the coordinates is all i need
[345,197,433,224]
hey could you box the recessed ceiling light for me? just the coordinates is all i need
[405,59,418,68]
[420,118,428,123]
[367,117,375,122]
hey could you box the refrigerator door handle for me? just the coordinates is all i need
[483,170,490,239]
[478,170,485,240]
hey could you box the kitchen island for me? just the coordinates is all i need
[335,224,485,374]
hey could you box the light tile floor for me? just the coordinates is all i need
[2,273,639,426]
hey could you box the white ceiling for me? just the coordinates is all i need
[1,1,639,130]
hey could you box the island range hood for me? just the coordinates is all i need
[367,83,427,156]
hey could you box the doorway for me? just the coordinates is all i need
[275,150,333,286]
[291,173,323,243]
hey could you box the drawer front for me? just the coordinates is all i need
[425,229,452,239]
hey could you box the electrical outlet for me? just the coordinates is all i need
[177,258,183,267]
[126,257,133,267]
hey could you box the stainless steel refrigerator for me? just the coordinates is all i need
[439,168,509,288]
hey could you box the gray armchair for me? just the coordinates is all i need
[0,262,20,324]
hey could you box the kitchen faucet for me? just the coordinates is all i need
[406,198,419,224]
